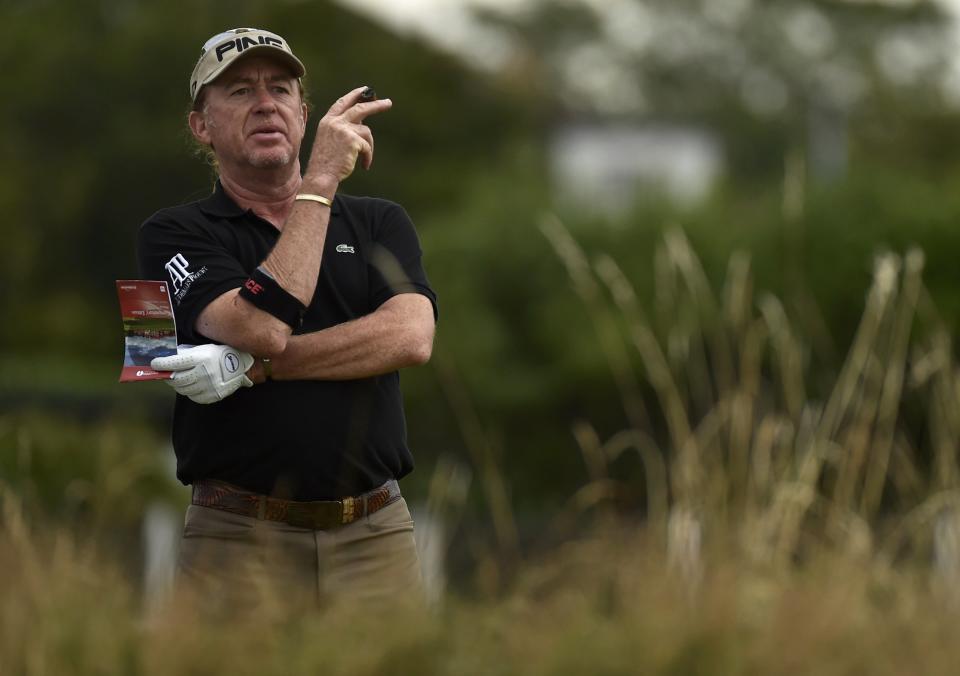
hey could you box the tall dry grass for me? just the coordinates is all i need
[5,218,960,673]
[542,215,960,569]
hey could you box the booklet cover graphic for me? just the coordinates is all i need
[116,280,177,382]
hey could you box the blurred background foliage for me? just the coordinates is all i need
[5,0,960,551]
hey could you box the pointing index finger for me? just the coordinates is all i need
[327,85,375,116]
[327,86,393,121]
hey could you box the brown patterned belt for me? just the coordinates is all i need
[191,479,401,530]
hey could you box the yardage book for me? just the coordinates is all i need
[116,280,176,382]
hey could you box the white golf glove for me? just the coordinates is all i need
[151,344,254,404]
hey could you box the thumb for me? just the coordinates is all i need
[326,85,369,116]
[151,353,197,371]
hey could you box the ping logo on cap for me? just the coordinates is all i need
[214,34,285,63]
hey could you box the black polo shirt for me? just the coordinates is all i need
[137,181,437,500]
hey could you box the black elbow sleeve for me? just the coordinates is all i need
[238,266,307,329]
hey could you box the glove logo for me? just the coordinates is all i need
[223,352,241,374]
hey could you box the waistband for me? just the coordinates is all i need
[191,479,401,530]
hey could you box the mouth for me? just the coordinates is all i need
[249,127,285,142]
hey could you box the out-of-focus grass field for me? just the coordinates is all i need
[3,510,957,675]
[5,224,960,674]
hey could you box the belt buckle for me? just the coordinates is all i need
[283,501,339,529]
[342,495,356,524]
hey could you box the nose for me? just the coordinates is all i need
[252,84,277,114]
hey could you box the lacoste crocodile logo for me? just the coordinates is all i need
[336,244,355,254]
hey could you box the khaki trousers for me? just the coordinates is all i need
[176,495,423,613]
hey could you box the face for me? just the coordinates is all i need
[189,55,308,172]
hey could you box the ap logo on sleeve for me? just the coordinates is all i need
[164,253,207,303]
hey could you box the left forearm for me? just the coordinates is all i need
[257,293,435,382]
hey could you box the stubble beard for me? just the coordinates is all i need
[248,147,294,169]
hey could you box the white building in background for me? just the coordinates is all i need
[550,123,724,216]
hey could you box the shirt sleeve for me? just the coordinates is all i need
[136,210,249,345]
[368,203,439,321]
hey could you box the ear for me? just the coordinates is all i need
[299,101,308,133]
[188,110,212,145]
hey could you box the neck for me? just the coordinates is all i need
[218,162,303,229]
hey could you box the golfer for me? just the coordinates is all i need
[137,27,438,609]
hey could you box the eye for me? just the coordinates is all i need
[272,85,291,95]
[230,87,249,97]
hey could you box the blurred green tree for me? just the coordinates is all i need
[476,0,952,179]
[0,0,536,367]
[8,0,960,515]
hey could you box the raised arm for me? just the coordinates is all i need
[192,174,335,357]
[194,87,393,357]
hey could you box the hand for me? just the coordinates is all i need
[151,344,255,404]
[305,85,393,183]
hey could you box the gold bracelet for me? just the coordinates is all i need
[261,356,273,381]
[294,193,333,207]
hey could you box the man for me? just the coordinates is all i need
[137,28,438,610]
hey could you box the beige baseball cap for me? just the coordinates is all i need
[189,28,306,102]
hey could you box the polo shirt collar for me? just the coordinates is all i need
[198,179,339,218]
[198,180,245,218]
